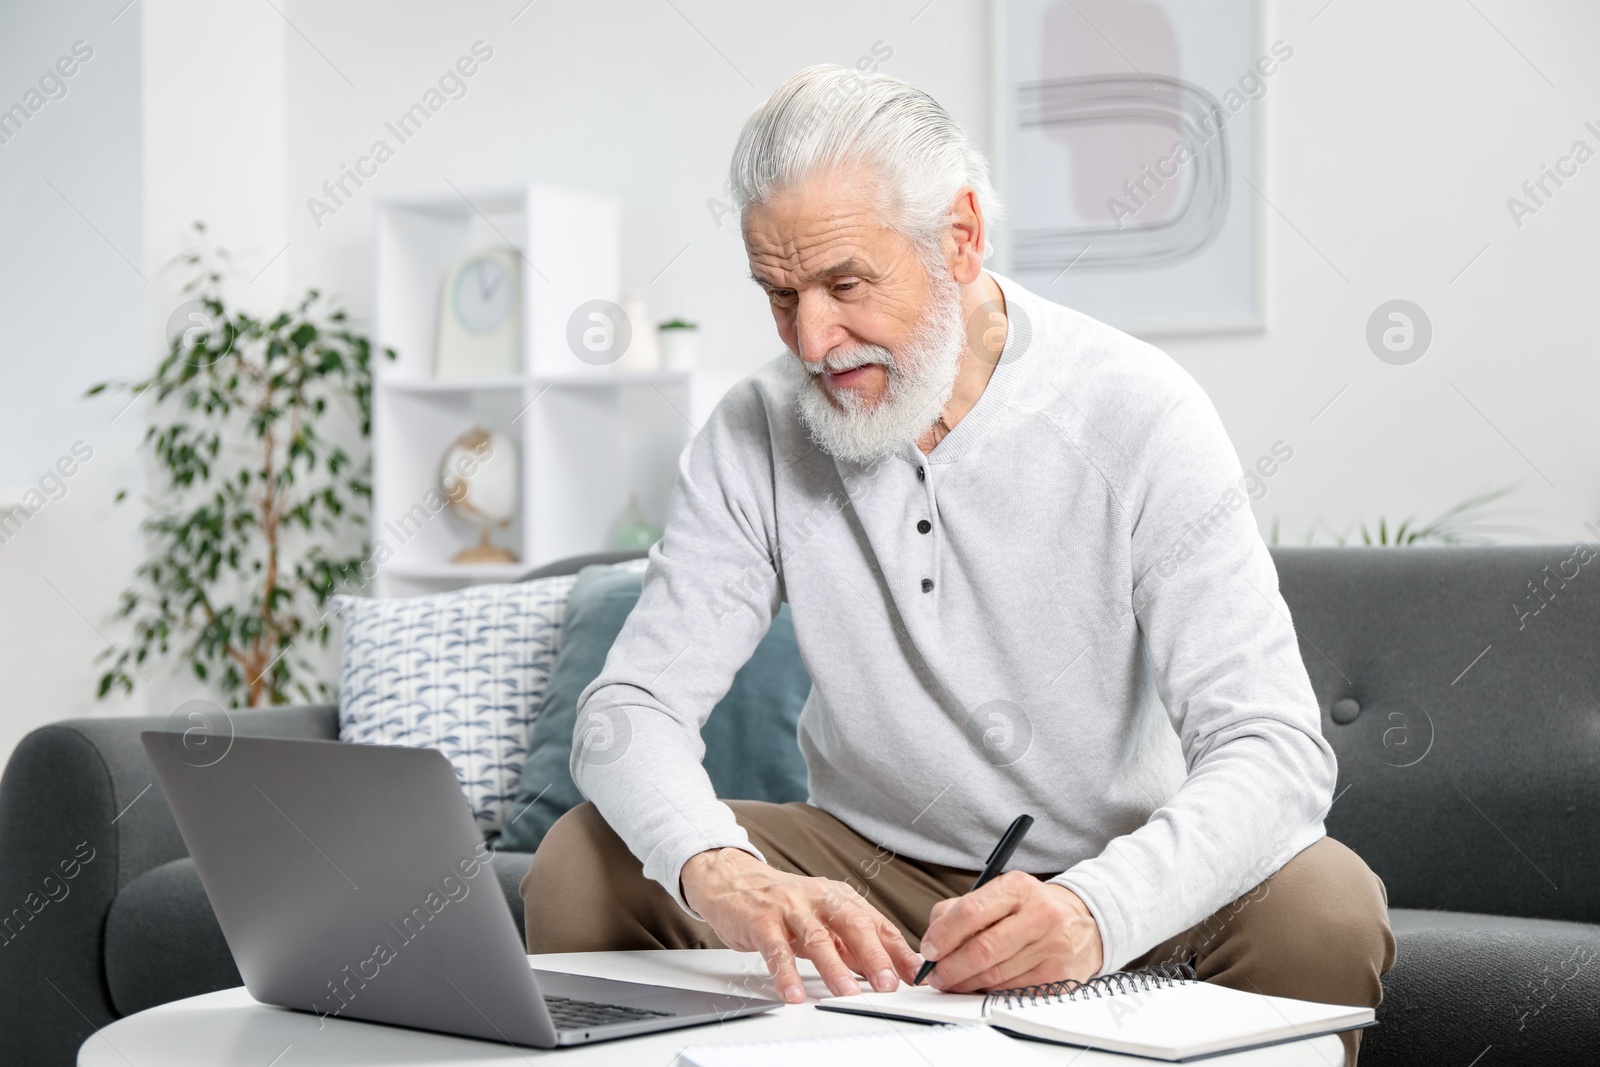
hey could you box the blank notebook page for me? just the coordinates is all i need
[990,981,1373,1060]
[679,1023,1060,1067]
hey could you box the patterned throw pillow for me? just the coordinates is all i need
[335,575,584,837]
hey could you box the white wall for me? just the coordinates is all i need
[1159,0,1600,546]
[143,0,289,332]
[0,0,145,762]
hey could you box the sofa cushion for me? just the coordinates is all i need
[335,574,591,836]
[1271,546,1600,924]
[103,857,240,1016]
[497,561,813,853]
[1362,908,1600,1067]
[104,851,535,1017]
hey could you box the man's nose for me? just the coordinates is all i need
[793,291,844,364]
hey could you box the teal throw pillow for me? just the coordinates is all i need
[496,562,811,852]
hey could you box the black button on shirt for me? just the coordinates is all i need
[917,519,932,534]
[921,578,934,593]
[917,467,925,481]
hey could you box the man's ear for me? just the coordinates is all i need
[946,186,986,285]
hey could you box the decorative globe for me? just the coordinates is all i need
[439,426,519,563]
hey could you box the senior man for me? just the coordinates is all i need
[523,65,1395,1063]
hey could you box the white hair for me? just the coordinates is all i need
[729,64,1004,263]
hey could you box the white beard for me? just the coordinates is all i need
[792,272,966,465]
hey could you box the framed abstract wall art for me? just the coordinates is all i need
[993,0,1272,334]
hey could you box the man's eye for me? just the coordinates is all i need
[834,281,857,293]
[770,290,797,305]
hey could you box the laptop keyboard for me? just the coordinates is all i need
[543,995,675,1030]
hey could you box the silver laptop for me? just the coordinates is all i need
[141,731,779,1047]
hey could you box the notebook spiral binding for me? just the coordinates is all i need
[982,959,1197,1011]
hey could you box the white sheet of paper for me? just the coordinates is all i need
[680,1023,1058,1067]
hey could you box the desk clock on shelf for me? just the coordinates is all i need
[435,246,521,379]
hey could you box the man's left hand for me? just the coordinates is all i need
[918,872,1103,992]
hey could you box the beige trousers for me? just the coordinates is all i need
[522,801,1397,1066]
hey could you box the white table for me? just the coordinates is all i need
[80,950,1345,1065]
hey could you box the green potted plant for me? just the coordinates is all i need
[656,317,699,372]
[1270,485,1531,546]
[86,223,395,706]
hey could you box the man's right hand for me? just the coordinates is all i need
[681,847,923,1004]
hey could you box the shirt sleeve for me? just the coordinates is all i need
[569,384,785,916]
[1048,388,1338,975]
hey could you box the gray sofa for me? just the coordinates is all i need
[3,546,1598,1065]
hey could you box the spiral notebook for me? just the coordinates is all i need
[818,964,1375,1062]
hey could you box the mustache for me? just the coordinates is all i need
[803,345,896,377]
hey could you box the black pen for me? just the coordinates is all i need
[914,813,1034,986]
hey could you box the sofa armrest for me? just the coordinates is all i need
[0,705,338,1067]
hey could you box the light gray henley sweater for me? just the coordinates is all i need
[572,271,1336,975]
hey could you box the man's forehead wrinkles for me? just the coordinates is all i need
[764,221,873,254]
[747,225,880,286]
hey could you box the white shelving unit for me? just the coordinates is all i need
[370,185,690,598]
